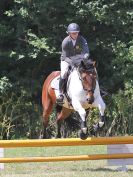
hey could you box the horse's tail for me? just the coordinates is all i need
[42,71,60,108]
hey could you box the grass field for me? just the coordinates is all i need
[0,145,133,177]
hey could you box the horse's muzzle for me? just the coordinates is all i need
[86,96,94,104]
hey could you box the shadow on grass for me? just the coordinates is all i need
[72,167,133,172]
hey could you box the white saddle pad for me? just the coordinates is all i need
[50,75,73,109]
[51,75,60,90]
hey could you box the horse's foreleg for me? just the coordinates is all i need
[93,96,106,131]
[72,100,88,140]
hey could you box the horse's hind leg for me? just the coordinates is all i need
[55,105,62,138]
[42,100,53,139]
[56,106,72,138]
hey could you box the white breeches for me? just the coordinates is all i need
[60,61,70,79]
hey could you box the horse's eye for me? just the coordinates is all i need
[82,77,86,81]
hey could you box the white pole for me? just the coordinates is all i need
[0,148,4,170]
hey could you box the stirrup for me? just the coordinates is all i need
[56,95,64,104]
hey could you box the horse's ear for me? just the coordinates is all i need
[93,61,96,67]
[79,60,85,72]
[81,60,85,67]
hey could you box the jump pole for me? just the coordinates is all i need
[0,137,133,165]
[0,136,133,148]
[0,153,133,163]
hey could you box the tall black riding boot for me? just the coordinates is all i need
[56,78,65,104]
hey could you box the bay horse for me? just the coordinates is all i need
[41,60,106,139]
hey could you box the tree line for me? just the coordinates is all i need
[0,0,133,139]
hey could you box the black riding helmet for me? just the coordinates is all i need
[67,23,80,33]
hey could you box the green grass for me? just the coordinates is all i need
[0,145,133,177]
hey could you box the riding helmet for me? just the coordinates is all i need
[67,23,80,33]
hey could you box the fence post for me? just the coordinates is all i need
[0,148,4,170]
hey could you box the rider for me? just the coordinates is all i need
[57,23,90,104]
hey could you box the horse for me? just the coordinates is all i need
[41,60,106,140]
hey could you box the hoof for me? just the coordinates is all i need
[80,132,88,140]
[79,128,88,140]
[93,121,105,132]
[55,134,61,139]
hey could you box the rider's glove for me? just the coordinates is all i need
[65,57,73,65]
[83,53,89,60]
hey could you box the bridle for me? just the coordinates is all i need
[78,68,96,93]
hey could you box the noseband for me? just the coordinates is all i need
[84,87,95,93]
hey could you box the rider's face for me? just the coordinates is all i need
[69,32,79,40]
